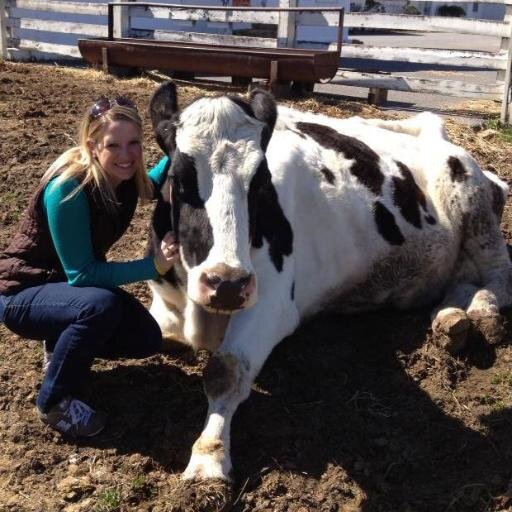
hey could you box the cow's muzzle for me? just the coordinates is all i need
[199,263,256,313]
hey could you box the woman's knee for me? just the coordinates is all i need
[76,288,123,325]
[137,313,163,357]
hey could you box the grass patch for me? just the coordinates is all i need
[491,372,512,387]
[131,475,147,491]
[94,487,122,512]
[129,474,156,500]
[484,118,512,143]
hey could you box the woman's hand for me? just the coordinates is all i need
[154,232,180,275]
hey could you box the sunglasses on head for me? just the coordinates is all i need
[90,96,137,118]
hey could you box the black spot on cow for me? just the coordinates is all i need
[249,89,277,151]
[172,152,204,209]
[152,194,173,241]
[320,166,336,185]
[151,158,173,240]
[149,158,185,287]
[392,161,428,229]
[248,160,293,272]
[488,180,506,219]
[296,122,384,196]
[154,118,179,156]
[374,201,405,246]
[291,281,295,301]
[170,151,214,267]
[227,96,256,119]
[178,205,214,266]
[448,156,468,182]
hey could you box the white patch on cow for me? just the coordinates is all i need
[175,98,265,306]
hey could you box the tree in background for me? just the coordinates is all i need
[437,4,466,16]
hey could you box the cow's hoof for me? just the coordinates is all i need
[183,437,232,481]
[468,310,506,345]
[165,477,232,512]
[432,308,470,355]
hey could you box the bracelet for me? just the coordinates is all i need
[153,257,167,276]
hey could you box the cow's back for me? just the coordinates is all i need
[265,107,488,317]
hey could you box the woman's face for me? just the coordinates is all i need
[90,119,142,188]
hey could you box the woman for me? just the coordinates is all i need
[0,96,178,438]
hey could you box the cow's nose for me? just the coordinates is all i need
[201,273,223,290]
[200,270,254,311]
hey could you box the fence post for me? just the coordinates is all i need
[0,0,7,60]
[277,0,297,48]
[113,0,134,39]
[500,19,512,124]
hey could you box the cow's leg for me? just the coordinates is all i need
[148,285,186,343]
[431,282,478,354]
[183,286,299,481]
[466,275,512,345]
[461,189,512,345]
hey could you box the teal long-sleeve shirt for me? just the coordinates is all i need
[43,156,170,288]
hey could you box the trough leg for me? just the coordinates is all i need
[269,60,291,97]
[99,46,138,77]
[368,87,388,105]
[101,47,109,74]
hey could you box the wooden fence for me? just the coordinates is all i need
[1,0,511,122]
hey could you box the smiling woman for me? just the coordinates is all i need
[0,96,180,439]
[90,119,143,188]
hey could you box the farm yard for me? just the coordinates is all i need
[2,60,512,512]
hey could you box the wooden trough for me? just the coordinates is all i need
[78,3,344,94]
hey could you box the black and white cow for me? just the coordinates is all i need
[147,81,510,481]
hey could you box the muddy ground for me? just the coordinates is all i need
[1,61,512,512]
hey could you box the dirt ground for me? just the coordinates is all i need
[1,60,512,512]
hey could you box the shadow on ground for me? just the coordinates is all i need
[76,308,512,512]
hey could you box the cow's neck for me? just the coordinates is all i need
[183,299,231,352]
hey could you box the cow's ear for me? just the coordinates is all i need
[150,81,179,155]
[249,89,277,150]
[150,81,178,123]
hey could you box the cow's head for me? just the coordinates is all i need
[149,82,279,314]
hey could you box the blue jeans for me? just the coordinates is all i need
[0,283,162,413]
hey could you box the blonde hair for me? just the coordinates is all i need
[41,102,153,210]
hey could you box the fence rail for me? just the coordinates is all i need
[1,0,511,122]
